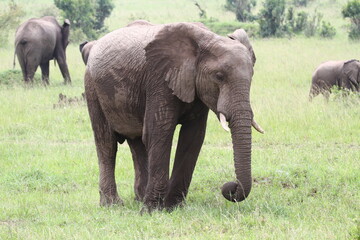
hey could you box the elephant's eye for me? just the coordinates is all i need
[215,72,225,81]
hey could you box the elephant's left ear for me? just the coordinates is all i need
[145,23,201,103]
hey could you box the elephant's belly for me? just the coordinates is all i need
[103,107,143,139]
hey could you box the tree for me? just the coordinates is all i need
[0,0,23,47]
[258,0,286,37]
[342,0,360,39]
[224,0,256,22]
[54,0,114,40]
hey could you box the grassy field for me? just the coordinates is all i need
[1,0,360,239]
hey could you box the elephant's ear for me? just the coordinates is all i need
[145,23,201,103]
[228,29,256,66]
[343,60,360,89]
[61,19,70,48]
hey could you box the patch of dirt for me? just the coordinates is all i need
[53,92,86,109]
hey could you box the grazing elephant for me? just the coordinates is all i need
[84,21,263,211]
[309,59,360,100]
[228,29,256,66]
[14,16,71,84]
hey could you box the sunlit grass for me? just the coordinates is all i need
[0,0,359,239]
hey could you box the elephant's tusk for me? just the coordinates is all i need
[252,119,265,134]
[219,113,230,132]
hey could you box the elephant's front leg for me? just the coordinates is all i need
[142,99,179,211]
[164,106,209,210]
[127,137,148,201]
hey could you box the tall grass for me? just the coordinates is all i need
[0,0,359,239]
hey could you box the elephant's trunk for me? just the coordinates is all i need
[221,109,252,202]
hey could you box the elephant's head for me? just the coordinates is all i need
[342,59,360,91]
[79,40,96,65]
[145,23,263,203]
[228,29,256,67]
[61,19,70,49]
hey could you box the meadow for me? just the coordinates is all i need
[0,0,359,239]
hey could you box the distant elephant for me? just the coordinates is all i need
[228,29,256,66]
[309,59,360,100]
[84,21,264,211]
[14,16,71,84]
[79,40,97,65]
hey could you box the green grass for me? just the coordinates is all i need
[1,0,360,239]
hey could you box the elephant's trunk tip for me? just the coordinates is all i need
[221,181,251,202]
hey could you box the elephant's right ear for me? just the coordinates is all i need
[145,23,201,103]
[343,59,360,89]
[61,19,70,47]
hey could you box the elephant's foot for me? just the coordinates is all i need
[141,195,165,213]
[99,191,123,207]
[134,187,146,202]
[164,196,186,212]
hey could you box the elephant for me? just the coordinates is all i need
[79,40,97,65]
[228,29,256,66]
[14,16,71,84]
[83,21,264,211]
[309,59,360,100]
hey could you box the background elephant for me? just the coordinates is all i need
[228,29,256,66]
[84,21,263,211]
[309,59,360,100]
[79,40,97,65]
[14,16,71,84]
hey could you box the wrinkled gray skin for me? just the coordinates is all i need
[310,59,360,100]
[14,16,71,84]
[228,29,256,66]
[84,20,257,211]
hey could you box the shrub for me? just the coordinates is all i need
[304,10,323,37]
[0,0,24,47]
[319,21,336,39]
[54,0,114,41]
[342,0,360,40]
[258,0,286,37]
[293,0,308,7]
[224,0,257,22]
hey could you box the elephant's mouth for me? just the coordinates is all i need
[218,112,264,134]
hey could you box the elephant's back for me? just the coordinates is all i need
[87,25,161,79]
[15,19,57,46]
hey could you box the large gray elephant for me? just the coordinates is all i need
[309,59,360,100]
[84,21,263,211]
[14,16,71,84]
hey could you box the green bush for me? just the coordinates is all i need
[258,0,286,37]
[304,10,323,37]
[342,0,360,40]
[293,0,308,7]
[319,21,336,39]
[54,0,114,41]
[0,0,24,47]
[224,0,257,22]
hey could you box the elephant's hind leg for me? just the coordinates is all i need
[40,62,50,85]
[85,77,122,206]
[127,137,148,202]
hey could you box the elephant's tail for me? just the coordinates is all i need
[13,51,16,69]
